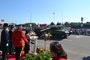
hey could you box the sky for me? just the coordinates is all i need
[0,0,90,24]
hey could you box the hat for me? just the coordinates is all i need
[17,24,22,28]
[9,25,14,28]
[18,25,22,27]
[3,23,9,27]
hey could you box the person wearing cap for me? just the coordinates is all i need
[9,25,14,55]
[1,23,10,60]
[12,25,29,60]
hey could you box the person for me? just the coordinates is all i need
[25,27,29,33]
[12,25,29,60]
[1,23,10,60]
[24,30,31,54]
[50,42,69,60]
[9,25,14,55]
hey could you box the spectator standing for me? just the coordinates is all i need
[50,42,69,60]
[12,25,29,60]
[9,25,14,55]
[24,30,31,54]
[1,23,10,60]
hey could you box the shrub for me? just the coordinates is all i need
[24,50,52,60]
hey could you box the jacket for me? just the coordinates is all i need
[9,30,13,45]
[12,29,28,47]
[52,56,69,60]
[1,29,10,51]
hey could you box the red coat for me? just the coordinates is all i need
[52,56,69,60]
[12,29,28,47]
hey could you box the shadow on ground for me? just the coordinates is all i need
[82,56,90,60]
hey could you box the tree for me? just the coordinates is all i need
[85,22,90,25]
[70,22,81,28]
[64,22,70,26]
[23,23,38,28]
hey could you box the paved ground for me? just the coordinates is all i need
[37,35,90,60]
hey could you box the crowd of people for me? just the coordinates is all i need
[1,23,32,60]
[1,23,69,60]
[71,29,90,35]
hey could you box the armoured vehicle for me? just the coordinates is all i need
[40,24,70,39]
[34,27,42,37]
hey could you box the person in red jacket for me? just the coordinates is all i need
[50,42,69,60]
[12,25,29,60]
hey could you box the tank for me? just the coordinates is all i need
[34,27,42,37]
[40,24,70,39]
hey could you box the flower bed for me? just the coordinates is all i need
[36,46,47,53]
[24,47,52,60]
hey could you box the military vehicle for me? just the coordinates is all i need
[34,27,42,37]
[40,24,70,39]
[34,22,70,39]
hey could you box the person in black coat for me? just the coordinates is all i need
[1,23,10,60]
[9,25,14,55]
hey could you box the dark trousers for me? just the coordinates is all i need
[9,43,13,55]
[2,48,8,60]
[24,43,30,54]
[24,40,30,55]
[15,47,22,60]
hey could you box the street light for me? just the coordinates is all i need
[53,12,55,23]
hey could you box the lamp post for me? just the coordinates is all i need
[53,12,55,23]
